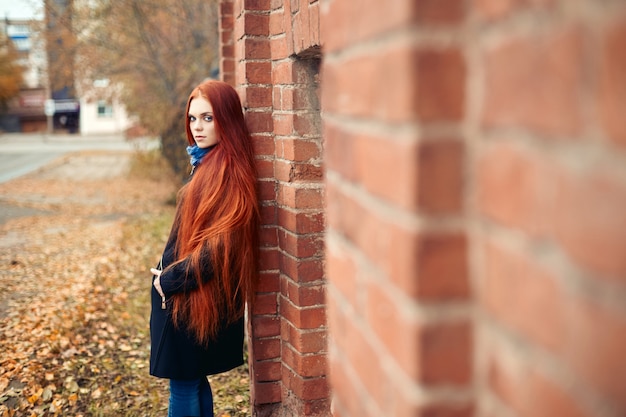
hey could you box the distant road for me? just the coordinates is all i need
[0,133,159,183]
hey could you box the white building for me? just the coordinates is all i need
[78,79,133,135]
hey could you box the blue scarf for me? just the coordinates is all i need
[186,144,214,167]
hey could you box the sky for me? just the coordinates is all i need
[0,0,42,20]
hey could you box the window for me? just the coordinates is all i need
[97,100,113,117]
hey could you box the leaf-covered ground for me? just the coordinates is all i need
[0,150,250,416]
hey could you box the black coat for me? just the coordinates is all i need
[149,219,245,380]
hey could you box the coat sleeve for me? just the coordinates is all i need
[158,245,214,296]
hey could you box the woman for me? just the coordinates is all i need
[149,80,259,417]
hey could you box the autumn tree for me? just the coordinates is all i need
[72,0,219,177]
[0,32,24,110]
[45,0,78,100]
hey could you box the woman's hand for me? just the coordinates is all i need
[151,268,165,298]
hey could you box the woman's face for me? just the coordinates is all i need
[188,96,218,148]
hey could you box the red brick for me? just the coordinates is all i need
[244,13,269,36]
[365,277,420,379]
[252,337,281,360]
[278,228,323,258]
[326,183,421,297]
[352,129,421,208]
[477,142,553,237]
[244,0,270,10]
[420,321,472,385]
[254,360,282,381]
[252,134,275,156]
[221,57,235,73]
[416,233,469,300]
[258,247,279,271]
[488,348,591,417]
[246,111,273,133]
[271,34,292,59]
[220,14,234,30]
[474,0,557,21]
[273,113,294,136]
[418,139,464,213]
[244,38,271,59]
[415,48,466,122]
[555,168,626,279]
[259,225,277,247]
[482,240,565,353]
[320,0,418,53]
[270,9,285,35]
[323,122,357,183]
[339,306,391,411]
[282,365,329,400]
[272,60,294,84]
[419,403,474,417]
[257,271,280,293]
[252,292,278,314]
[257,178,276,201]
[482,27,584,136]
[243,86,272,107]
[277,207,325,234]
[322,44,419,123]
[280,254,324,283]
[308,1,320,46]
[326,238,358,307]
[246,62,272,84]
[327,352,370,417]
[281,278,325,307]
[281,319,327,353]
[280,296,326,329]
[597,15,626,146]
[252,315,281,338]
[252,380,281,405]
[277,137,321,161]
[259,205,276,225]
[415,0,466,24]
[277,183,323,209]
[282,345,327,377]
[274,159,323,183]
[220,1,234,15]
[294,113,321,137]
[566,296,626,410]
[255,158,273,178]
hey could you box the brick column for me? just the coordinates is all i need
[322,0,472,416]
[227,0,327,415]
[218,0,235,85]
[271,1,327,415]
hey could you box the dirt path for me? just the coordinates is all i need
[0,150,250,416]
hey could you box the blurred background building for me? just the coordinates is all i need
[0,0,131,135]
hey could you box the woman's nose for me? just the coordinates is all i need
[192,120,202,131]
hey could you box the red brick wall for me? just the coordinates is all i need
[219,0,626,416]
[474,2,626,417]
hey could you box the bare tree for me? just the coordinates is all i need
[72,0,219,177]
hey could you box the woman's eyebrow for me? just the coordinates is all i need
[188,111,214,116]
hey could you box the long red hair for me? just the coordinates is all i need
[167,80,259,345]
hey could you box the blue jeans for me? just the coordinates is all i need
[168,377,214,417]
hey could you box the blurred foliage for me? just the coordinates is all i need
[44,0,78,98]
[0,32,23,110]
[70,0,219,178]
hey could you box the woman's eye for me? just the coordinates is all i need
[189,116,196,122]
[203,116,213,122]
